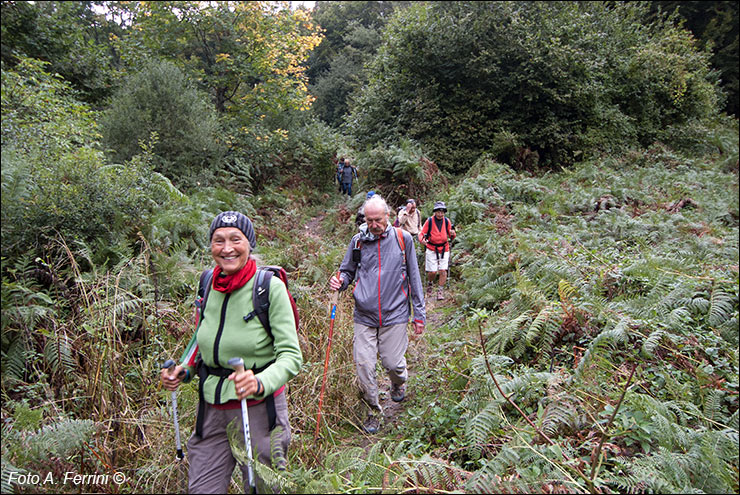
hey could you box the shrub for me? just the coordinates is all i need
[349,2,721,171]
[101,59,225,189]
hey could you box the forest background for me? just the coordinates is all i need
[1,1,738,493]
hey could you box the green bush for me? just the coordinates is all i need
[101,59,225,189]
[279,118,351,192]
[353,138,432,205]
[349,2,721,171]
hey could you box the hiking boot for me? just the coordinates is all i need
[437,287,445,300]
[426,283,433,296]
[363,414,380,434]
[391,383,406,402]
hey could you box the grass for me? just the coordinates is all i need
[2,140,738,493]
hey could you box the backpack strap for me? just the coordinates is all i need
[242,268,274,341]
[353,230,407,266]
[195,269,214,326]
[394,227,406,265]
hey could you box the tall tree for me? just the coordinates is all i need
[101,59,224,188]
[649,1,738,116]
[349,1,721,171]
[0,1,122,105]
[113,1,322,117]
[307,1,409,126]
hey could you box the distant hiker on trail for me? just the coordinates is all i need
[355,190,376,227]
[419,201,456,301]
[340,159,358,196]
[336,157,345,192]
[160,211,302,493]
[397,199,422,240]
[329,195,426,434]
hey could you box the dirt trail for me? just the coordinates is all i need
[380,296,448,429]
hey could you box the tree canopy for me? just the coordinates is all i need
[348,1,721,172]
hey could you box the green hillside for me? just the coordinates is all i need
[2,1,738,493]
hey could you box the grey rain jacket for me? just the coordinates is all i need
[338,224,426,327]
[340,164,357,184]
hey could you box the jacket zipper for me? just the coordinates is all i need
[377,241,382,326]
[212,293,230,403]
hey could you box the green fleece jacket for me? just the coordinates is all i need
[179,274,302,404]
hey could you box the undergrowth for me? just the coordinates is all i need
[2,136,738,493]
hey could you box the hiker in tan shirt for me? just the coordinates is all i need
[397,198,422,237]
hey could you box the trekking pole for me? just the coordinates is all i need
[161,359,185,461]
[227,357,257,495]
[315,272,340,440]
[448,223,455,279]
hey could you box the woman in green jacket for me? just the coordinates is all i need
[160,211,302,493]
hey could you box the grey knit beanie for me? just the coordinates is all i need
[209,211,257,248]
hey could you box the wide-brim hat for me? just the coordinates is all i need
[433,201,447,212]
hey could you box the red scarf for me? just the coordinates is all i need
[212,258,257,294]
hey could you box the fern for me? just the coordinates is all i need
[558,279,579,302]
[43,333,76,376]
[464,401,504,459]
[540,395,581,438]
[708,289,735,326]
[526,303,561,351]
[3,417,96,491]
[641,326,669,357]
[2,335,28,382]
[573,318,631,380]
[0,458,23,495]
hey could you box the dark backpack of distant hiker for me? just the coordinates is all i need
[192,265,300,437]
[393,206,405,228]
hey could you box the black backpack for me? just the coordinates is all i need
[195,266,300,340]
[422,216,451,242]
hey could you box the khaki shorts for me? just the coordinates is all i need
[425,249,449,272]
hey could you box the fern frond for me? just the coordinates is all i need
[573,318,630,380]
[703,389,726,423]
[541,396,579,438]
[708,289,735,326]
[43,332,76,376]
[525,303,561,350]
[558,279,578,302]
[641,327,668,357]
[464,402,504,459]
[2,334,28,381]
[1,458,24,494]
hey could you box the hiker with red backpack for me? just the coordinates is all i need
[419,201,457,301]
[329,195,426,434]
[160,211,302,493]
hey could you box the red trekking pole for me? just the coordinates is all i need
[315,272,340,439]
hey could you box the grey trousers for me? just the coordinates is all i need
[187,392,291,493]
[353,322,409,413]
